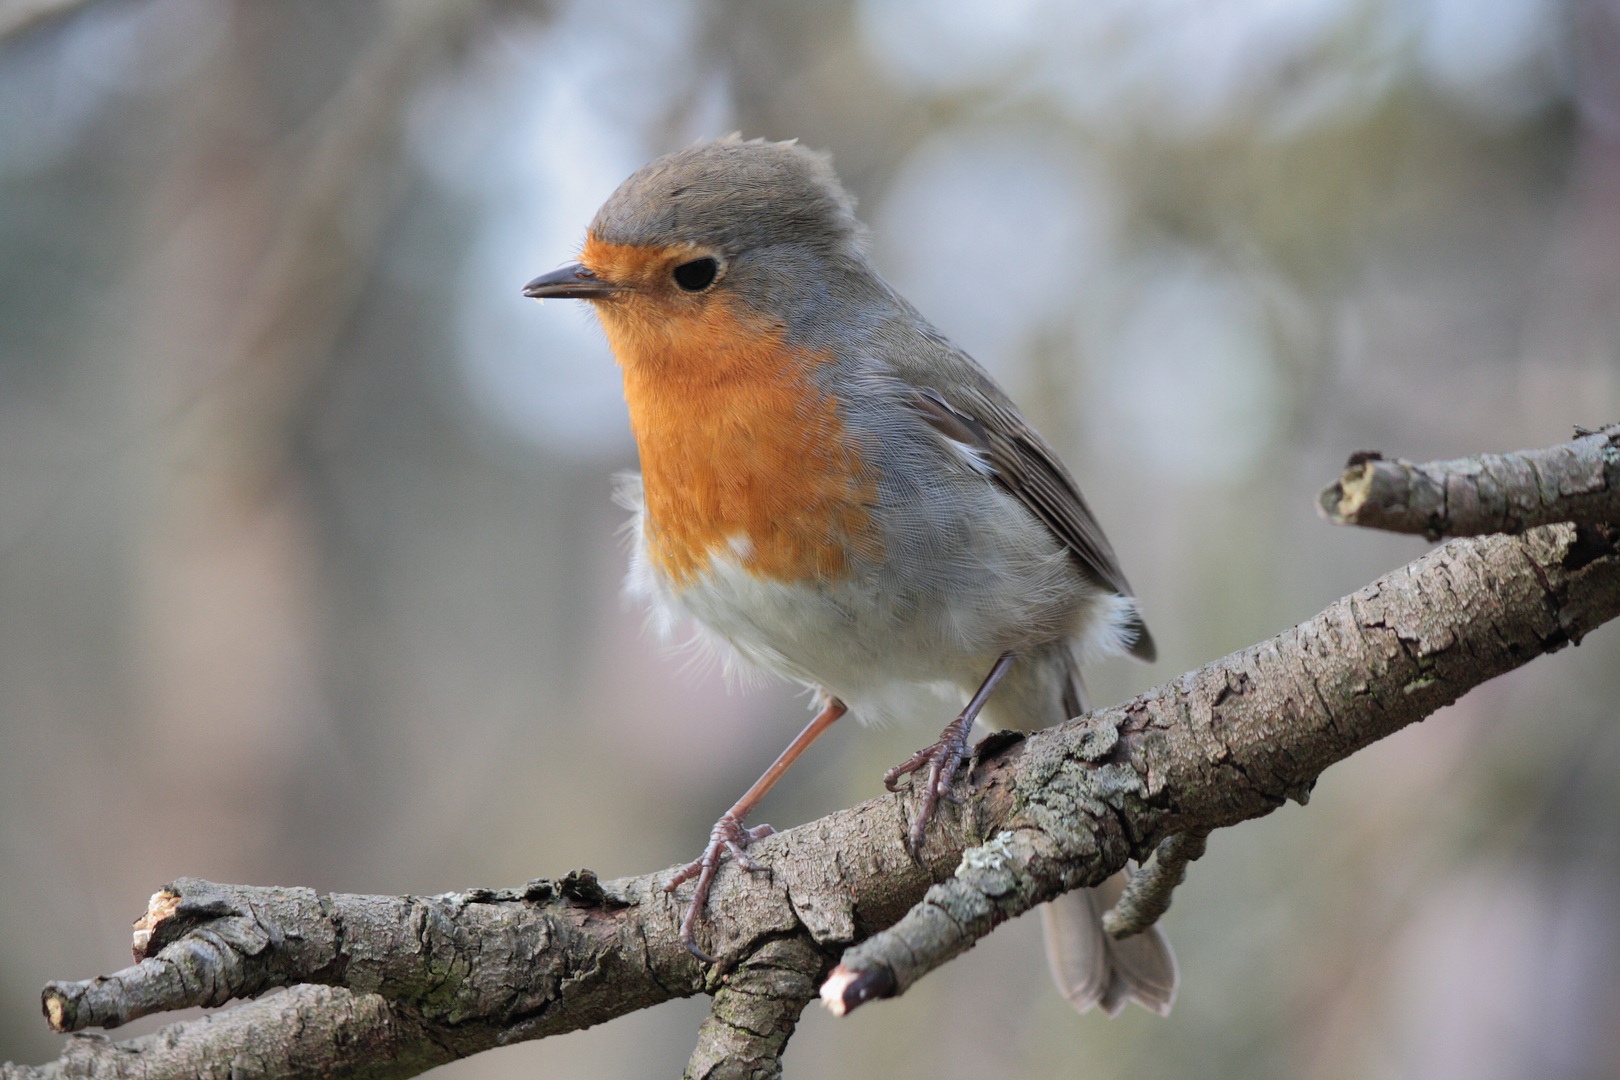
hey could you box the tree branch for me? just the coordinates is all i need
[12,429,1620,1078]
[7,986,451,1080]
[824,519,1619,1010]
[24,814,975,1077]
[1317,423,1620,538]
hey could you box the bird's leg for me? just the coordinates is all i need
[884,651,1017,851]
[665,696,846,962]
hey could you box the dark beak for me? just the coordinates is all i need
[522,263,624,300]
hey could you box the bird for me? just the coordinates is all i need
[522,135,1176,1017]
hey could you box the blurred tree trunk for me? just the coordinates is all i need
[116,0,497,876]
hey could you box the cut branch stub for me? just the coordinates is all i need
[1317,423,1620,538]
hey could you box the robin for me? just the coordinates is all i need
[523,136,1176,1016]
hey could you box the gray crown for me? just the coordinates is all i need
[588,136,866,256]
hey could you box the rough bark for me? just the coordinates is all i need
[11,432,1620,1078]
[682,937,827,1080]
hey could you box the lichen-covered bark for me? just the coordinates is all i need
[1317,425,1620,537]
[15,502,1620,1074]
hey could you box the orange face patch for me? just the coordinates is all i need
[578,236,880,586]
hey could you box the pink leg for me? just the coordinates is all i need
[884,652,1016,850]
[666,696,847,961]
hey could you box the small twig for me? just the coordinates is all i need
[1101,830,1209,939]
[1317,424,1620,538]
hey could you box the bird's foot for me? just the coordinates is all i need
[664,813,776,962]
[883,720,974,852]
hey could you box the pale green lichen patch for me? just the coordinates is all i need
[954,832,1020,899]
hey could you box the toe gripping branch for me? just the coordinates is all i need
[881,725,974,851]
[884,652,1017,852]
[665,815,776,963]
[665,698,848,963]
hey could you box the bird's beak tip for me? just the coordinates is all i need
[523,262,622,300]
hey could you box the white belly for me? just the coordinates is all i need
[616,473,1140,728]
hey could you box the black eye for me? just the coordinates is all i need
[672,257,718,292]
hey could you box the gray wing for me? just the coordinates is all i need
[909,384,1157,662]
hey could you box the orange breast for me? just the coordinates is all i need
[583,240,879,587]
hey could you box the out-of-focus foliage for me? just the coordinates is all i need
[2,0,1619,1076]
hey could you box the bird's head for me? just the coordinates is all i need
[523,137,873,370]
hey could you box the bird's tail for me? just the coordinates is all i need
[1040,876,1178,1017]
[1042,651,1177,1017]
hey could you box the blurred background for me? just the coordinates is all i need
[3,0,1620,1076]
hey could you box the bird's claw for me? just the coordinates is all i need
[884,727,973,852]
[665,814,775,962]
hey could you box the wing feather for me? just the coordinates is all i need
[910,385,1156,662]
